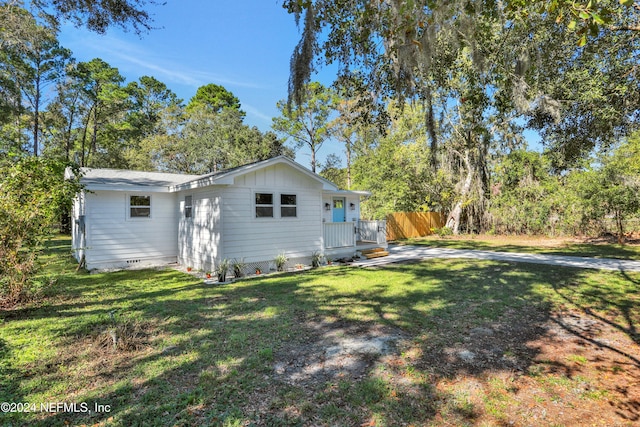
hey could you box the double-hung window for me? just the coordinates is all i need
[280,194,297,218]
[129,195,151,218]
[255,193,274,218]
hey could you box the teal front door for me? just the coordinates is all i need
[332,198,346,222]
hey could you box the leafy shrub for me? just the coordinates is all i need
[0,158,81,305]
[432,226,453,238]
[274,253,288,272]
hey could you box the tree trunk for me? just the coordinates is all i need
[33,75,41,156]
[65,107,75,162]
[90,106,99,163]
[445,149,474,234]
[446,201,464,234]
[424,86,438,170]
[310,144,316,172]
[615,210,625,244]
[80,108,92,167]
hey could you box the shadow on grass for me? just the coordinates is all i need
[0,337,26,407]
[551,272,640,351]
[3,239,640,426]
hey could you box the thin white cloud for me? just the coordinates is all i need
[241,103,274,124]
[187,70,269,90]
[68,32,267,89]
[110,51,203,86]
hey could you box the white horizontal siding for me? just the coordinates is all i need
[220,165,324,263]
[84,191,178,269]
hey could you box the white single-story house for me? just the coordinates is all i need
[66,156,387,273]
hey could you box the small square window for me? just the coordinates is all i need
[281,194,296,205]
[281,207,297,217]
[130,195,151,218]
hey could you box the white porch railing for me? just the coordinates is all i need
[358,220,387,245]
[324,222,355,248]
[324,221,388,249]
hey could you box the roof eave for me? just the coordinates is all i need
[323,189,371,197]
[84,184,173,193]
[170,156,340,192]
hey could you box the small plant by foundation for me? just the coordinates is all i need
[215,259,230,282]
[274,253,288,272]
[232,258,246,278]
[311,251,323,268]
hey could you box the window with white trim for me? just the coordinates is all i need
[280,194,297,217]
[184,195,193,218]
[255,193,273,218]
[129,195,151,218]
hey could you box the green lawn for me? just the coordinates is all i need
[402,235,640,260]
[1,236,639,426]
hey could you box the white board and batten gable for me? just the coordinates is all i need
[173,157,344,272]
[69,156,370,271]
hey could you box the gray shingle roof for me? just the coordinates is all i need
[75,156,347,193]
[80,168,202,189]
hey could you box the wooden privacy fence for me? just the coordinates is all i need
[385,212,445,241]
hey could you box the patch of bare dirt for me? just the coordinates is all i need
[416,308,550,377]
[585,233,640,245]
[272,319,406,385]
[92,319,154,353]
[439,233,580,246]
[519,310,640,425]
[419,307,640,426]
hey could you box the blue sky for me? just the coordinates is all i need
[59,2,303,130]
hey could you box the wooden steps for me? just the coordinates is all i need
[360,248,389,259]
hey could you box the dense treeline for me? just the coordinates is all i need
[0,5,290,171]
[283,0,640,240]
[328,103,640,240]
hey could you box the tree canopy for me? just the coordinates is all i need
[27,0,157,34]
[283,0,640,157]
[186,83,243,115]
[282,0,640,233]
[272,81,336,172]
